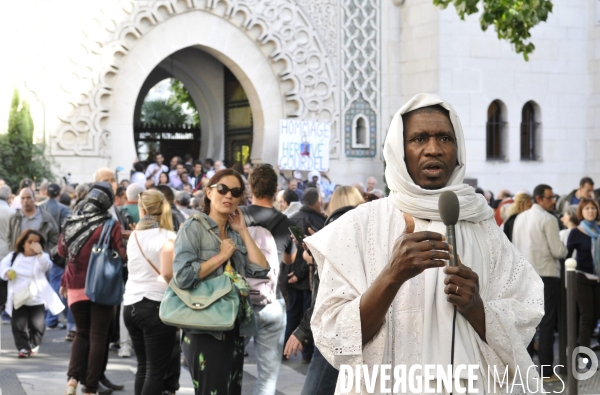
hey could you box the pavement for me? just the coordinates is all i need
[2,317,600,394]
[0,318,309,395]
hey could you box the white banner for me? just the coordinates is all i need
[278,120,330,172]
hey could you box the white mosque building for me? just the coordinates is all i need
[0,0,599,195]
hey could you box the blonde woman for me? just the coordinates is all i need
[503,192,533,242]
[327,185,366,216]
[122,189,176,395]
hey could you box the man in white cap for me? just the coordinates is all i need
[306,94,545,394]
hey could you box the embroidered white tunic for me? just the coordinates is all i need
[306,198,545,395]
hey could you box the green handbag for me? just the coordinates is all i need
[159,213,241,331]
[159,274,239,331]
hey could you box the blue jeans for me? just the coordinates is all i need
[301,347,339,395]
[246,297,286,395]
[45,264,75,331]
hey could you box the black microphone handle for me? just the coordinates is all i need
[446,225,458,267]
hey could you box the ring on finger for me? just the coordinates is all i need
[455,285,459,294]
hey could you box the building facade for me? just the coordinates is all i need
[0,0,598,194]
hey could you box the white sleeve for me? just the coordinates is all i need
[306,208,388,370]
[0,253,13,280]
[144,164,154,178]
[37,253,53,272]
[310,258,365,368]
[544,216,568,259]
[475,220,545,389]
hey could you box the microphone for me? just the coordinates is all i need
[438,191,460,267]
[438,191,460,395]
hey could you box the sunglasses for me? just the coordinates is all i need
[210,183,244,198]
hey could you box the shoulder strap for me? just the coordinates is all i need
[10,252,18,267]
[133,232,160,275]
[99,218,115,247]
[265,211,287,232]
[239,206,255,227]
[190,213,222,245]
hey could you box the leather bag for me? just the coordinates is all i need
[159,214,239,331]
[159,275,239,331]
[84,218,124,306]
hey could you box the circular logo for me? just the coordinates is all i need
[573,346,598,381]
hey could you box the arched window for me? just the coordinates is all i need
[486,100,504,160]
[521,101,538,160]
[352,115,369,148]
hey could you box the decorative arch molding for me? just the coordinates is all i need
[51,0,338,161]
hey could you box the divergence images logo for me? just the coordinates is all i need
[573,346,598,381]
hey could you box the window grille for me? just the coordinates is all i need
[486,101,504,160]
[521,102,537,160]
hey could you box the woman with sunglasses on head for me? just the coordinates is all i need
[172,169,269,395]
[123,189,177,395]
[0,229,63,358]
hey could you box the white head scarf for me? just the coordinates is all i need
[385,93,494,388]
[384,93,493,222]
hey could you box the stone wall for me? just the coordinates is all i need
[437,0,590,195]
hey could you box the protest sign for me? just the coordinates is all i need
[278,119,330,172]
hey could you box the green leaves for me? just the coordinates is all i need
[171,79,200,125]
[433,0,553,60]
[0,90,56,191]
[140,99,190,125]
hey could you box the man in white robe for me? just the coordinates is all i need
[305,93,545,394]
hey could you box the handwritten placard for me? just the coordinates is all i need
[278,120,330,171]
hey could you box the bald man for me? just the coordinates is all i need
[7,188,59,253]
[94,167,118,193]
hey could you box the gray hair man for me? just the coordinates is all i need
[121,183,145,224]
[7,188,59,253]
[175,191,198,219]
[0,185,15,260]
[366,176,377,193]
[0,185,14,313]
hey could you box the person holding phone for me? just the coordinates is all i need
[172,169,268,395]
[283,187,327,363]
[0,229,63,358]
[285,185,365,394]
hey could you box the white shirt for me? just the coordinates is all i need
[145,163,169,186]
[169,169,182,188]
[0,252,64,316]
[131,171,147,187]
[512,204,568,277]
[306,199,544,394]
[123,228,176,305]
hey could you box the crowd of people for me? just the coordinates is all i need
[0,103,599,394]
[0,158,386,395]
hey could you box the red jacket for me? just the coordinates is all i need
[59,224,127,289]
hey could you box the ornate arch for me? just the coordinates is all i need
[51,0,337,157]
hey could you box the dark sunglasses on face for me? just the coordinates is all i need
[210,183,244,198]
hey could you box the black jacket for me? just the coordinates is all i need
[282,205,326,291]
[293,205,355,345]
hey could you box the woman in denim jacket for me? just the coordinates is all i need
[172,169,268,395]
